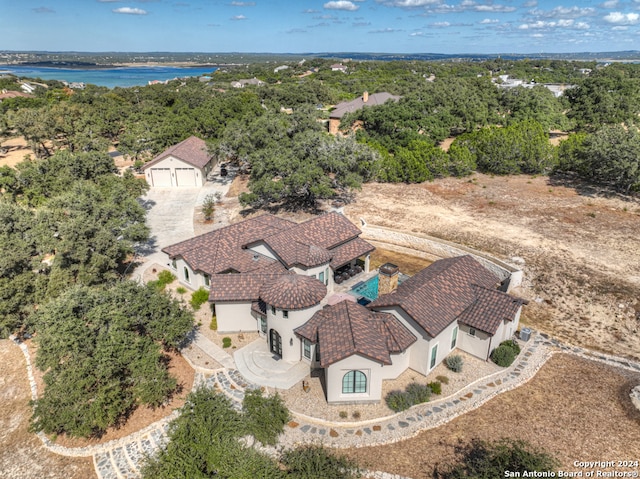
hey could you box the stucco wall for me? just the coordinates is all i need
[380,350,410,380]
[458,323,493,360]
[360,225,523,292]
[170,258,208,290]
[216,302,256,332]
[326,354,383,403]
[268,303,323,362]
[291,264,333,293]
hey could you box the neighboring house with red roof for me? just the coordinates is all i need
[162,213,525,404]
[142,136,215,187]
[329,91,401,134]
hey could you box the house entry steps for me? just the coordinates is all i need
[10,332,640,479]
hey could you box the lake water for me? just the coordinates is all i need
[0,64,218,89]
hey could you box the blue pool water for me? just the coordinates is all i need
[351,275,379,301]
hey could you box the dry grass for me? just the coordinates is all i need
[343,354,640,478]
[369,248,433,276]
[345,174,640,360]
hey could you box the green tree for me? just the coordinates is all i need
[30,281,193,437]
[557,125,640,192]
[142,388,282,479]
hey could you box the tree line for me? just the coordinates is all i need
[2,58,639,207]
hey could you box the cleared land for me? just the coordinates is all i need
[343,354,640,478]
[345,174,640,361]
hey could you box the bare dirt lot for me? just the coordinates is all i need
[345,174,640,361]
[343,354,640,478]
[0,137,32,168]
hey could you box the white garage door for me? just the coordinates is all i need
[175,168,197,187]
[151,168,172,187]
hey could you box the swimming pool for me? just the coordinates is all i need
[351,275,379,301]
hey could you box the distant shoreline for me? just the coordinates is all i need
[5,61,221,70]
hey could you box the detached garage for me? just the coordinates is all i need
[142,136,215,188]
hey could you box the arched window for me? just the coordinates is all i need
[342,370,367,394]
[184,267,190,283]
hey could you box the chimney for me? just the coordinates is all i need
[378,263,399,296]
[362,91,369,103]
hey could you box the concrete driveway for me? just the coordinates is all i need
[131,187,201,281]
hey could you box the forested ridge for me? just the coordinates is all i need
[1,57,639,441]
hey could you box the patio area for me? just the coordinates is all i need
[233,339,309,390]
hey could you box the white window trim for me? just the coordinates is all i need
[429,342,439,370]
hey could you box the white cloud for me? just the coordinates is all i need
[519,19,591,31]
[369,27,403,33]
[324,1,359,11]
[113,7,147,14]
[231,14,247,20]
[600,0,618,7]
[432,21,450,27]
[529,6,596,19]
[523,1,537,7]
[479,18,499,24]
[603,11,639,24]
[385,0,439,6]
[230,1,255,6]
[473,5,516,13]
[33,6,55,13]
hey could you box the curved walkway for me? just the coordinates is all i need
[11,331,640,479]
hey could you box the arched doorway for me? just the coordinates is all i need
[269,329,282,357]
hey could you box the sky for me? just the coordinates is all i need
[2,0,640,54]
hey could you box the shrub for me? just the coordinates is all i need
[242,389,290,446]
[176,286,187,294]
[490,344,517,367]
[501,339,521,355]
[351,411,361,420]
[201,194,216,220]
[433,438,558,479]
[281,445,361,479]
[428,381,442,395]
[222,337,232,348]
[190,287,209,310]
[385,390,413,412]
[446,354,464,372]
[157,270,176,286]
[210,315,218,330]
[436,375,449,385]
[386,383,431,412]
[406,383,432,404]
[339,411,348,419]
[146,279,164,292]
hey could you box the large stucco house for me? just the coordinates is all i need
[142,136,215,188]
[163,212,526,404]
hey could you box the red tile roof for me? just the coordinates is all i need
[143,136,213,170]
[369,255,503,338]
[162,214,295,274]
[329,237,375,269]
[208,273,285,302]
[164,212,371,273]
[260,274,327,310]
[457,285,527,335]
[295,301,416,367]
